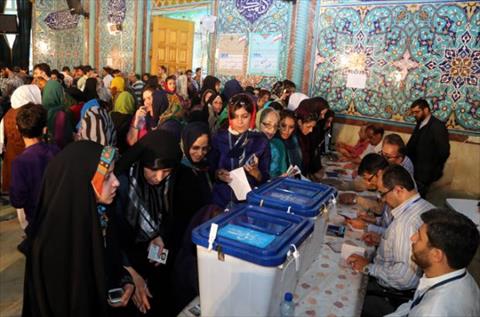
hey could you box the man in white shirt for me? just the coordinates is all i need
[387,208,480,317]
[350,125,384,164]
[102,66,113,91]
[347,164,435,316]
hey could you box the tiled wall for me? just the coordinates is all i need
[32,0,85,69]
[97,0,136,72]
[215,0,293,89]
[310,0,480,135]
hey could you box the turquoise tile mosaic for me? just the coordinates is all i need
[310,1,479,135]
[33,0,85,70]
[215,0,293,89]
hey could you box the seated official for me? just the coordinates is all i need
[381,133,414,177]
[347,165,435,317]
[387,209,480,317]
[339,154,392,235]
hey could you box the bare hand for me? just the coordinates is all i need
[216,169,232,183]
[133,106,147,127]
[362,232,381,246]
[134,276,152,314]
[244,155,261,181]
[346,218,367,230]
[346,254,369,272]
[108,284,135,308]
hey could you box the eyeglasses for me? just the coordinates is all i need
[191,145,210,152]
[379,187,394,198]
[261,122,278,130]
[380,151,400,160]
[363,172,376,183]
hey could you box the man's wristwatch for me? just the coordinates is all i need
[362,265,370,275]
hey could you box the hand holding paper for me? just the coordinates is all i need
[228,167,252,201]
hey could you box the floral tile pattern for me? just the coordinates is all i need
[311,1,480,134]
[215,0,292,89]
[33,0,85,69]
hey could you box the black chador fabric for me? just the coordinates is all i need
[22,141,125,317]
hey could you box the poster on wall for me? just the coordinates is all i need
[216,34,247,76]
[247,33,282,76]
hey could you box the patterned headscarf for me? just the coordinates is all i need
[91,146,118,196]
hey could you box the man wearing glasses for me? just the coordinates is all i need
[381,133,414,178]
[347,165,435,317]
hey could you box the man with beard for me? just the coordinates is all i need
[347,165,435,317]
[386,209,480,316]
[406,99,450,197]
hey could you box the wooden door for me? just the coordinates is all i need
[151,17,194,76]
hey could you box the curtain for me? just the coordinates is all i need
[12,0,32,68]
[0,0,12,66]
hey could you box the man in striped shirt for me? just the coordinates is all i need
[347,164,435,317]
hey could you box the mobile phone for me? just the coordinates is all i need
[246,154,256,166]
[108,288,124,304]
[326,224,346,238]
[148,244,169,264]
[188,304,201,317]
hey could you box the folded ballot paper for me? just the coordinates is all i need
[228,167,252,201]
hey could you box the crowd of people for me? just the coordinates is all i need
[0,61,478,317]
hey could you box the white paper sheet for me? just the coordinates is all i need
[341,243,366,261]
[346,72,367,89]
[228,167,252,201]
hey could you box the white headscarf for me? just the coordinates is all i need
[0,84,42,153]
[10,84,42,109]
[287,92,309,111]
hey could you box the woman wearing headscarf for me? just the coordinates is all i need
[295,99,320,175]
[199,75,220,98]
[207,92,224,133]
[0,85,42,192]
[111,91,136,153]
[126,87,166,146]
[42,79,73,148]
[83,77,99,103]
[158,76,185,139]
[114,130,182,316]
[172,122,212,255]
[209,93,270,208]
[275,109,303,170]
[188,88,215,123]
[76,99,117,147]
[22,141,134,317]
[221,79,243,103]
[287,92,309,111]
[306,97,331,173]
[110,73,125,102]
[256,108,287,178]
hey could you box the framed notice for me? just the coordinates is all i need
[247,33,282,76]
[216,34,247,76]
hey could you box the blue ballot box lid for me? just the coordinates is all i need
[192,204,314,267]
[247,177,337,218]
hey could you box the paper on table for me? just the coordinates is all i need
[228,167,252,201]
[341,243,366,261]
[337,209,358,219]
[346,72,367,89]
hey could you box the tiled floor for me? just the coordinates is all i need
[0,206,24,317]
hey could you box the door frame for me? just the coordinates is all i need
[146,1,214,75]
